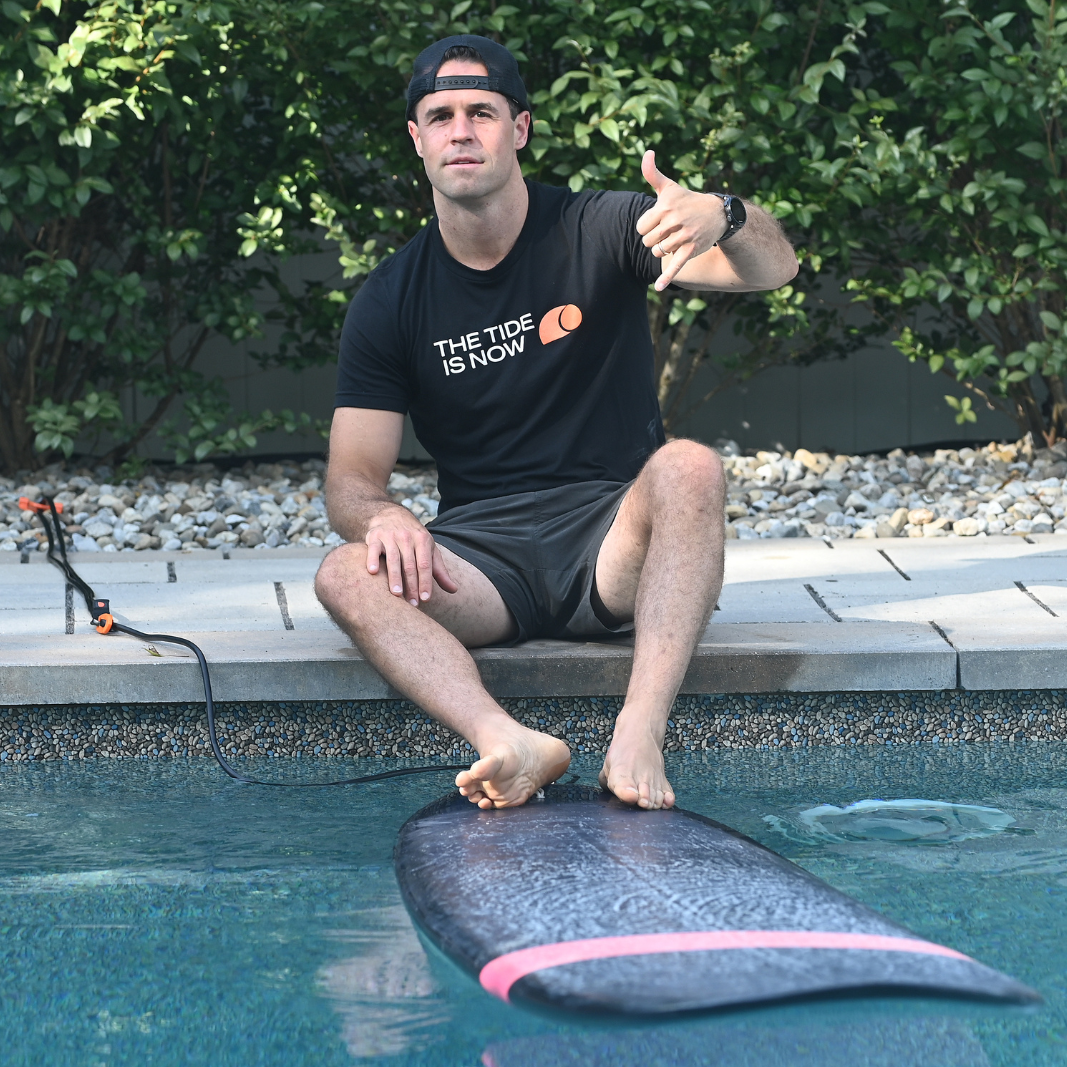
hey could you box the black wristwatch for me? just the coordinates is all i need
[713,193,747,242]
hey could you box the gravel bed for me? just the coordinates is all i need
[3,437,1066,552]
[0,458,438,555]
[719,438,1067,540]
[2,691,1065,762]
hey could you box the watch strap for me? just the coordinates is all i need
[713,193,746,243]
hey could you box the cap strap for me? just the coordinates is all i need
[433,75,491,91]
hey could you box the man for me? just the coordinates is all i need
[315,35,797,811]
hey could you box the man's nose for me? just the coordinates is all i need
[449,113,476,141]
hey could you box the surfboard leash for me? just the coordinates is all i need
[30,496,469,788]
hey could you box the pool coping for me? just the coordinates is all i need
[5,537,1067,704]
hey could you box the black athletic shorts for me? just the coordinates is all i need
[427,480,634,644]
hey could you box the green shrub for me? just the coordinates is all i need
[0,0,883,474]
[842,0,1067,443]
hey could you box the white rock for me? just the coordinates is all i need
[0,539,18,552]
[414,494,439,518]
[161,538,182,551]
[72,533,101,552]
[736,524,760,540]
[953,517,981,537]
[759,520,787,538]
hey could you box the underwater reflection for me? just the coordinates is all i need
[317,905,449,1059]
[481,1016,989,1067]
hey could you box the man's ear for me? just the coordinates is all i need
[407,119,424,158]
[514,111,531,152]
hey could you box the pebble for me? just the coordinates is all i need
[718,438,1067,540]
[0,458,439,555]
[4,436,1065,552]
[1,690,1064,761]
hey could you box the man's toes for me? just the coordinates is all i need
[610,777,640,804]
[468,753,503,782]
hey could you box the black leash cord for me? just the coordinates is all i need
[37,497,468,788]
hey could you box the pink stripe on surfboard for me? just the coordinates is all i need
[478,930,972,1002]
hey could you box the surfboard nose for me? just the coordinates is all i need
[394,786,1039,1016]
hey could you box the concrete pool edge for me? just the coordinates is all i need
[1,690,1065,762]
[0,623,963,705]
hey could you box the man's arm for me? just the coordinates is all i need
[635,151,798,293]
[325,407,456,605]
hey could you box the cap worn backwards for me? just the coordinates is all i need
[406,34,531,122]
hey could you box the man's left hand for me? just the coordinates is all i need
[636,150,726,292]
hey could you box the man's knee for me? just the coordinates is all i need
[315,542,381,619]
[643,439,724,508]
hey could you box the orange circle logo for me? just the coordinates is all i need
[538,304,583,345]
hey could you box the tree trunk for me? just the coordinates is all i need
[1009,380,1048,443]
[1043,374,1067,445]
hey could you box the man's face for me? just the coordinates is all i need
[408,59,530,204]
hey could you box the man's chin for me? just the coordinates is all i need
[432,168,506,204]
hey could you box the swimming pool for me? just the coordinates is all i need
[1,743,1064,1065]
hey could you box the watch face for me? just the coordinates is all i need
[726,195,747,225]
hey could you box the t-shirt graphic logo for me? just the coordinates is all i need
[538,304,583,345]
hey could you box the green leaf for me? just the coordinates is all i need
[598,118,620,142]
[1040,311,1063,332]
[1025,215,1050,236]
[1017,142,1046,160]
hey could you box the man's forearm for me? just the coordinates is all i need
[325,469,406,544]
[714,202,797,290]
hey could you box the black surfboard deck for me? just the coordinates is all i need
[394,785,1039,1016]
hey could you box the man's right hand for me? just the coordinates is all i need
[365,503,458,606]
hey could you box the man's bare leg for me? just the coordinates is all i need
[315,542,570,808]
[594,440,725,809]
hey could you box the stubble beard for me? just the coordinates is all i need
[430,157,514,210]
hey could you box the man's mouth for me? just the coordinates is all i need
[445,156,483,167]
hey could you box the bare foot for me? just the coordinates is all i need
[599,713,675,809]
[456,723,571,809]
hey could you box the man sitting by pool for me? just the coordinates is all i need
[315,35,797,811]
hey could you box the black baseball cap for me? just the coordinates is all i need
[406,34,531,122]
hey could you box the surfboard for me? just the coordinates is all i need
[394,784,1039,1015]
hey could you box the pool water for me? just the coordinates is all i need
[1,744,1065,1066]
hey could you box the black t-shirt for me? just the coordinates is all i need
[335,180,666,514]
